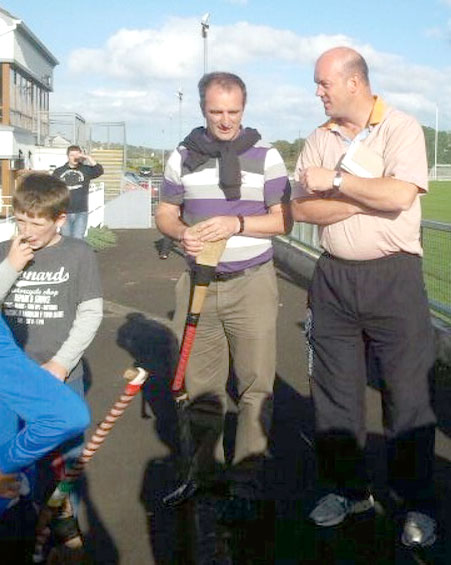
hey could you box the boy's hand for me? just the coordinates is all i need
[0,472,20,499]
[41,360,69,382]
[8,235,34,272]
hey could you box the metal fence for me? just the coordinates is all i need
[114,171,451,323]
[422,220,451,320]
[287,221,451,323]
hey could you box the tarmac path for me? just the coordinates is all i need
[75,229,451,564]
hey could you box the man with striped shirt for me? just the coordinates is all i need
[156,71,291,507]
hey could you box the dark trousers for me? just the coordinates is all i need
[0,500,37,563]
[307,252,436,512]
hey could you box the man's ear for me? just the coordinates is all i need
[347,74,359,94]
[200,102,206,118]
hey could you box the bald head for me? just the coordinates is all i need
[316,47,369,86]
[314,46,374,123]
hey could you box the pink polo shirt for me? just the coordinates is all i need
[294,97,428,260]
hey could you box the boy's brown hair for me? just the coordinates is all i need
[13,172,70,220]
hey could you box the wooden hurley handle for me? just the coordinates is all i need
[171,239,226,395]
[195,239,227,267]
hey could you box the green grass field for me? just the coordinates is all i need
[422,181,451,222]
[422,181,451,321]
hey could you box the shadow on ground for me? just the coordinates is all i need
[101,281,451,564]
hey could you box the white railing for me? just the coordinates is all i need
[87,181,105,229]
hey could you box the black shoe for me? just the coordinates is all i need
[218,496,262,524]
[163,479,199,508]
[159,253,169,260]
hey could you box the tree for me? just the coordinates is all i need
[272,138,305,173]
[422,127,451,169]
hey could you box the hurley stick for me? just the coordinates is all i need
[32,367,148,563]
[171,239,227,400]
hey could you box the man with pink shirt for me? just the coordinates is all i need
[291,47,436,548]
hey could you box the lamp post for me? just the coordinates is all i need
[176,88,183,141]
[161,129,165,172]
[434,105,438,181]
[201,13,210,74]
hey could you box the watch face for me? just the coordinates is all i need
[333,172,342,189]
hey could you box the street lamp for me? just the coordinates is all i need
[161,129,165,172]
[434,105,438,181]
[201,13,210,74]
[176,88,183,141]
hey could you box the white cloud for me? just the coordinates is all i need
[58,16,448,145]
[385,92,436,114]
[68,19,354,83]
[424,27,443,39]
[68,18,203,81]
[211,23,351,68]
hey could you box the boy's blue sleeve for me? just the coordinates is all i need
[0,317,90,473]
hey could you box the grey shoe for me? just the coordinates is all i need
[309,493,375,527]
[401,511,437,548]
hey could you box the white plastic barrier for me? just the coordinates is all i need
[87,181,105,229]
[0,218,15,242]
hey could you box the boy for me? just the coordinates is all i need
[0,172,103,509]
[0,315,90,560]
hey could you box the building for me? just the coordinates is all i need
[0,7,58,209]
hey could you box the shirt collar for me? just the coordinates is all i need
[320,96,387,131]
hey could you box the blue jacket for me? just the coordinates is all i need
[0,316,90,515]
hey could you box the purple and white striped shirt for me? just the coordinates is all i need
[162,136,289,273]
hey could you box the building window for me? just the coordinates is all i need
[9,67,50,139]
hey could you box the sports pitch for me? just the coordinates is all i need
[422,181,451,320]
[422,181,451,222]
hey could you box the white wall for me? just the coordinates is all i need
[0,218,15,241]
[32,147,67,171]
[15,30,54,83]
[0,129,14,158]
[0,15,15,60]
[0,13,55,82]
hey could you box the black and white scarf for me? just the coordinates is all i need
[181,126,261,200]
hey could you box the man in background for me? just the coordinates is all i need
[53,145,103,239]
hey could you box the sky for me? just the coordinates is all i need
[3,0,451,149]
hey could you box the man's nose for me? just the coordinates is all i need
[315,85,324,97]
[222,113,232,125]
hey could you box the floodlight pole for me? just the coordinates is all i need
[434,105,438,181]
[177,89,183,141]
[201,14,210,74]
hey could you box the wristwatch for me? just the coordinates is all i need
[332,171,343,190]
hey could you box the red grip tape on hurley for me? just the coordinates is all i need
[172,324,197,392]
